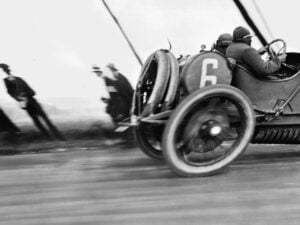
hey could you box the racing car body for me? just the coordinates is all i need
[131,41,300,177]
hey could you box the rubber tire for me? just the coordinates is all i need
[162,85,255,177]
[161,52,180,111]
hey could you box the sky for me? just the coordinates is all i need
[0,0,299,102]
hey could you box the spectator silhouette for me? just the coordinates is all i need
[93,64,133,125]
[0,63,64,140]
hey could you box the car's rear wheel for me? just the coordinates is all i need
[162,85,255,177]
[133,122,164,159]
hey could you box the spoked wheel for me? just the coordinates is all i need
[133,122,164,159]
[162,85,255,177]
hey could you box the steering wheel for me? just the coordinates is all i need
[265,39,286,60]
[265,39,300,76]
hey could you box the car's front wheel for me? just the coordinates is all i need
[162,85,255,177]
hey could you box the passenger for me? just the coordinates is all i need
[0,63,64,140]
[226,26,286,76]
[212,33,233,55]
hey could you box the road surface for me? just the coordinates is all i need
[0,142,300,225]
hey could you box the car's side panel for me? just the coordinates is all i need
[233,65,300,114]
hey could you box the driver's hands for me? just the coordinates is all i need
[277,53,287,63]
[258,46,267,55]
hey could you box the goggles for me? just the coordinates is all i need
[242,34,254,39]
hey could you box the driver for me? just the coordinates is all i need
[226,26,286,76]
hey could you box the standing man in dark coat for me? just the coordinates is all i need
[0,63,64,140]
[226,26,286,76]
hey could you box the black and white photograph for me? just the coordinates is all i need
[0,0,300,224]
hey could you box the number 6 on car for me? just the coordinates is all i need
[182,52,232,94]
[200,58,218,87]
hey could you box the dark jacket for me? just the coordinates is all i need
[226,42,281,76]
[103,73,134,122]
[103,73,133,105]
[4,76,35,101]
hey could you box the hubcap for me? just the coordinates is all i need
[210,125,222,136]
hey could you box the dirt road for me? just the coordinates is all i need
[0,143,300,225]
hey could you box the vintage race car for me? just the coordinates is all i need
[131,39,300,177]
